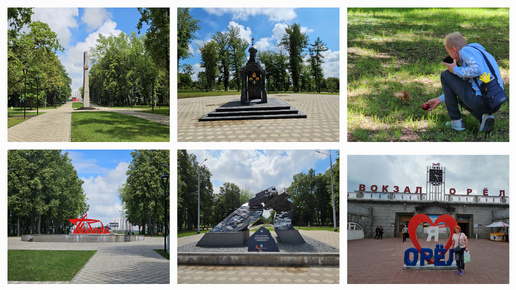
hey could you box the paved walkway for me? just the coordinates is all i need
[347,238,509,284]
[8,102,73,142]
[178,94,339,142]
[8,237,169,284]
[178,265,339,284]
[79,104,169,126]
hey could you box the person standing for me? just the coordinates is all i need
[402,225,409,242]
[374,226,380,239]
[452,225,469,276]
[379,227,384,239]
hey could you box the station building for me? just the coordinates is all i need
[348,164,509,240]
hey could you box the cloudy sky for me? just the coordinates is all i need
[187,149,339,195]
[348,155,509,196]
[180,8,340,81]
[64,150,133,225]
[27,8,150,94]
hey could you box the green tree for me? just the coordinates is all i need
[199,41,220,91]
[212,31,231,91]
[119,150,170,235]
[219,182,242,217]
[137,8,170,72]
[177,8,200,64]
[227,26,249,91]
[281,23,308,92]
[309,37,328,93]
[8,150,88,236]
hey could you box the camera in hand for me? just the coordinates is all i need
[442,56,454,64]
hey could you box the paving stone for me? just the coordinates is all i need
[178,94,339,142]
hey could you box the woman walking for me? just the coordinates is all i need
[452,225,469,276]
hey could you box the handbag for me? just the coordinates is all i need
[464,251,471,263]
[453,233,462,253]
[470,46,508,108]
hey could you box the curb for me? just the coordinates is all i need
[178,252,339,266]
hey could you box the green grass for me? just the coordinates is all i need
[178,90,339,99]
[71,111,169,142]
[178,90,241,99]
[8,250,96,281]
[347,8,509,142]
[153,249,170,260]
[72,102,84,109]
[7,112,46,128]
[177,230,210,238]
[140,107,170,115]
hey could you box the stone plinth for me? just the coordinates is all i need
[196,230,250,247]
[275,229,306,244]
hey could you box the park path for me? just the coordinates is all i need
[8,102,73,142]
[8,237,169,284]
[80,104,170,126]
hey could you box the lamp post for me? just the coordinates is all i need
[161,174,169,252]
[36,76,40,115]
[316,150,338,232]
[23,67,28,119]
[197,158,207,234]
[150,77,155,114]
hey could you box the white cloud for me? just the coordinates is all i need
[190,63,203,81]
[255,37,273,52]
[189,150,326,195]
[81,8,112,32]
[32,8,79,47]
[63,19,122,91]
[321,50,340,78]
[204,8,297,22]
[272,23,288,42]
[227,21,252,44]
[81,162,129,225]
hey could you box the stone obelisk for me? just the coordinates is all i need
[83,51,90,107]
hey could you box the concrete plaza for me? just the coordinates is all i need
[177,94,339,142]
[8,237,169,284]
[347,237,509,284]
[178,229,340,284]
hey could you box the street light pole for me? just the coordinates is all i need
[36,76,40,115]
[161,174,169,252]
[317,150,338,232]
[197,158,207,234]
[23,67,28,119]
[150,77,155,114]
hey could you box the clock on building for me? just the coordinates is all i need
[429,169,443,183]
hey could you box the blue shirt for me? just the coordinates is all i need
[439,43,504,102]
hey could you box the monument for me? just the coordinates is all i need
[248,226,279,252]
[196,187,305,247]
[83,51,90,108]
[241,38,267,104]
[198,40,307,121]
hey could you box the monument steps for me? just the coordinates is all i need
[199,98,307,121]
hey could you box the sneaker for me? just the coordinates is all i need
[479,114,494,132]
[457,270,460,275]
[459,270,464,276]
[445,119,466,131]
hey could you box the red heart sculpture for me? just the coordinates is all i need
[408,214,457,264]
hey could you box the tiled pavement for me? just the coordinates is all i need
[178,265,339,284]
[177,94,339,142]
[8,237,169,284]
[347,237,509,284]
[8,102,73,142]
[177,229,340,284]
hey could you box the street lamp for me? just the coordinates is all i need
[316,150,338,232]
[36,76,40,115]
[150,77,155,114]
[161,174,169,252]
[197,158,207,234]
[23,67,28,119]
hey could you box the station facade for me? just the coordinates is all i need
[348,163,509,240]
